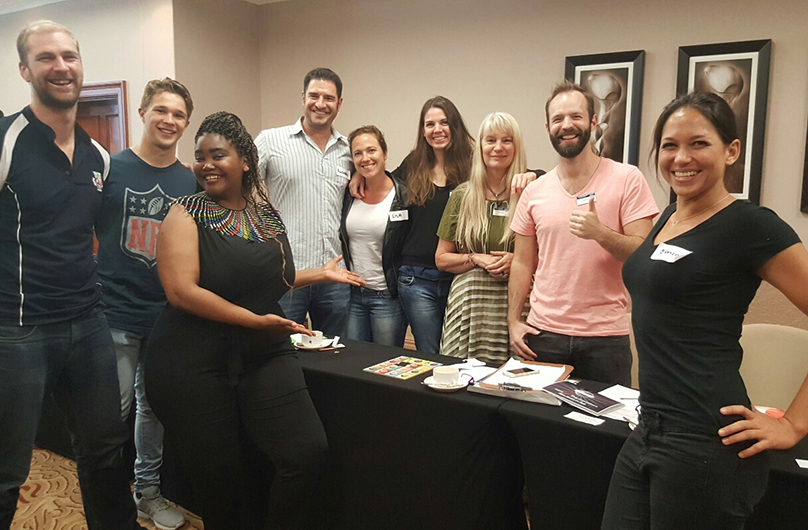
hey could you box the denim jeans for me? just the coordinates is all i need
[526,330,632,386]
[601,410,770,529]
[112,328,165,493]
[280,282,350,337]
[346,286,408,347]
[397,268,452,354]
[0,308,138,530]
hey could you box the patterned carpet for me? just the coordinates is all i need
[12,449,203,530]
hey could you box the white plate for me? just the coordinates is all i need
[423,375,470,392]
[294,338,334,350]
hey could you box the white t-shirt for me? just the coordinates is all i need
[345,188,395,290]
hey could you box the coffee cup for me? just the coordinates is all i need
[433,366,459,386]
[300,330,324,348]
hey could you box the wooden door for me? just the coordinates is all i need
[77,80,129,154]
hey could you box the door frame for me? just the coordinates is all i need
[78,80,129,149]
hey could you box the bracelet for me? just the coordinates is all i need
[465,253,476,267]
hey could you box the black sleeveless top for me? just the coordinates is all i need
[158,193,297,372]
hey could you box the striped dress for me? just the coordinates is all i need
[436,185,529,364]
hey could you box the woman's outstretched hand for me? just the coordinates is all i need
[258,314,313,335]
[322,256,366,286]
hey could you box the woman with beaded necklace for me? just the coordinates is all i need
[144,112,363,530]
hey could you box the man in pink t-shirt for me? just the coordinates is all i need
[507,81,659,385]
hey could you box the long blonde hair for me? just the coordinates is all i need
[455,112,526,252]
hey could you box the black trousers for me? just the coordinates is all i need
[145,314,328,530]
[601,410,769,529]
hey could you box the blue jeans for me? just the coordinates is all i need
[526,330,631,386]
[346,286,408,347]
[280,282,350,337]
[397,268,452,354]
[0,308,138,530]
[112,328,164,493]
[601,410,770,529]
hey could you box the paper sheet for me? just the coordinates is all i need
[796,459,808,469]
[480,358,569,389]
[446,360,498,383]
[564,411,605,426]
[598,384,640,424]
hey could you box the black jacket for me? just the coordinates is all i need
[339,172,409,297]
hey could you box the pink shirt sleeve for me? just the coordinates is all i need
[619,166,659,227]
[511,181,538,237]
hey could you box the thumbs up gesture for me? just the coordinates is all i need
[569,195,603,240]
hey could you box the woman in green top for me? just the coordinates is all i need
[435,112,529,364]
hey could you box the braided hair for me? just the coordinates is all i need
[194,111,270,206]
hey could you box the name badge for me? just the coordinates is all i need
[492,203,509,217]
[576,192,596,206]
[650,243,692,263]
[389,210,409,222]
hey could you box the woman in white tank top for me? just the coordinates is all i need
[339,126,409,346]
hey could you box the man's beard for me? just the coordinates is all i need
[550,126,592,159]
[33,80,80,110]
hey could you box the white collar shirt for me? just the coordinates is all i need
[255,118,351,270]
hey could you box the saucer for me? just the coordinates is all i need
[423,375,470,392]
[294,338,334,350]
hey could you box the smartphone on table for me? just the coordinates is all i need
[503,367,539,378]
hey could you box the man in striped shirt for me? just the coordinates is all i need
[255,68,353,337]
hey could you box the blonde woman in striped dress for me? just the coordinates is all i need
[435,112,532,364]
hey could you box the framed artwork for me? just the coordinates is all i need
[676,39,771,204]
[565,50,645,166]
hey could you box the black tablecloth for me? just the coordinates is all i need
[297,342,526,530]
[500,381,808,529]
[36,339,808,528]
[499,381,629,529]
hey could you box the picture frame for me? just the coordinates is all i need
[676,39,772,204]
[565,50,645,166]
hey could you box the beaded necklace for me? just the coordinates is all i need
[175,193,286,243]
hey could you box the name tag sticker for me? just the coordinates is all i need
[651,243,693,263]
[389,210,409,222]
[492,203,509,217]
[576,192,596,206]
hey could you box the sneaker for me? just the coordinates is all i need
[134,486,186,530]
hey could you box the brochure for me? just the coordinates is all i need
[542,381,623,417]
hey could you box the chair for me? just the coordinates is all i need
[739,323,808,411]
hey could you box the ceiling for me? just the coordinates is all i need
[0,0,291,17]
[0,0,67,16]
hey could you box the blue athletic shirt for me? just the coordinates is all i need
[96,148,197,336]
[0,107,109,326]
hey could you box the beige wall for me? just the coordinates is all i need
[257,0,808,328]
[173,0,263,162]
[2,0,807,328]
[0,0,176,145]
